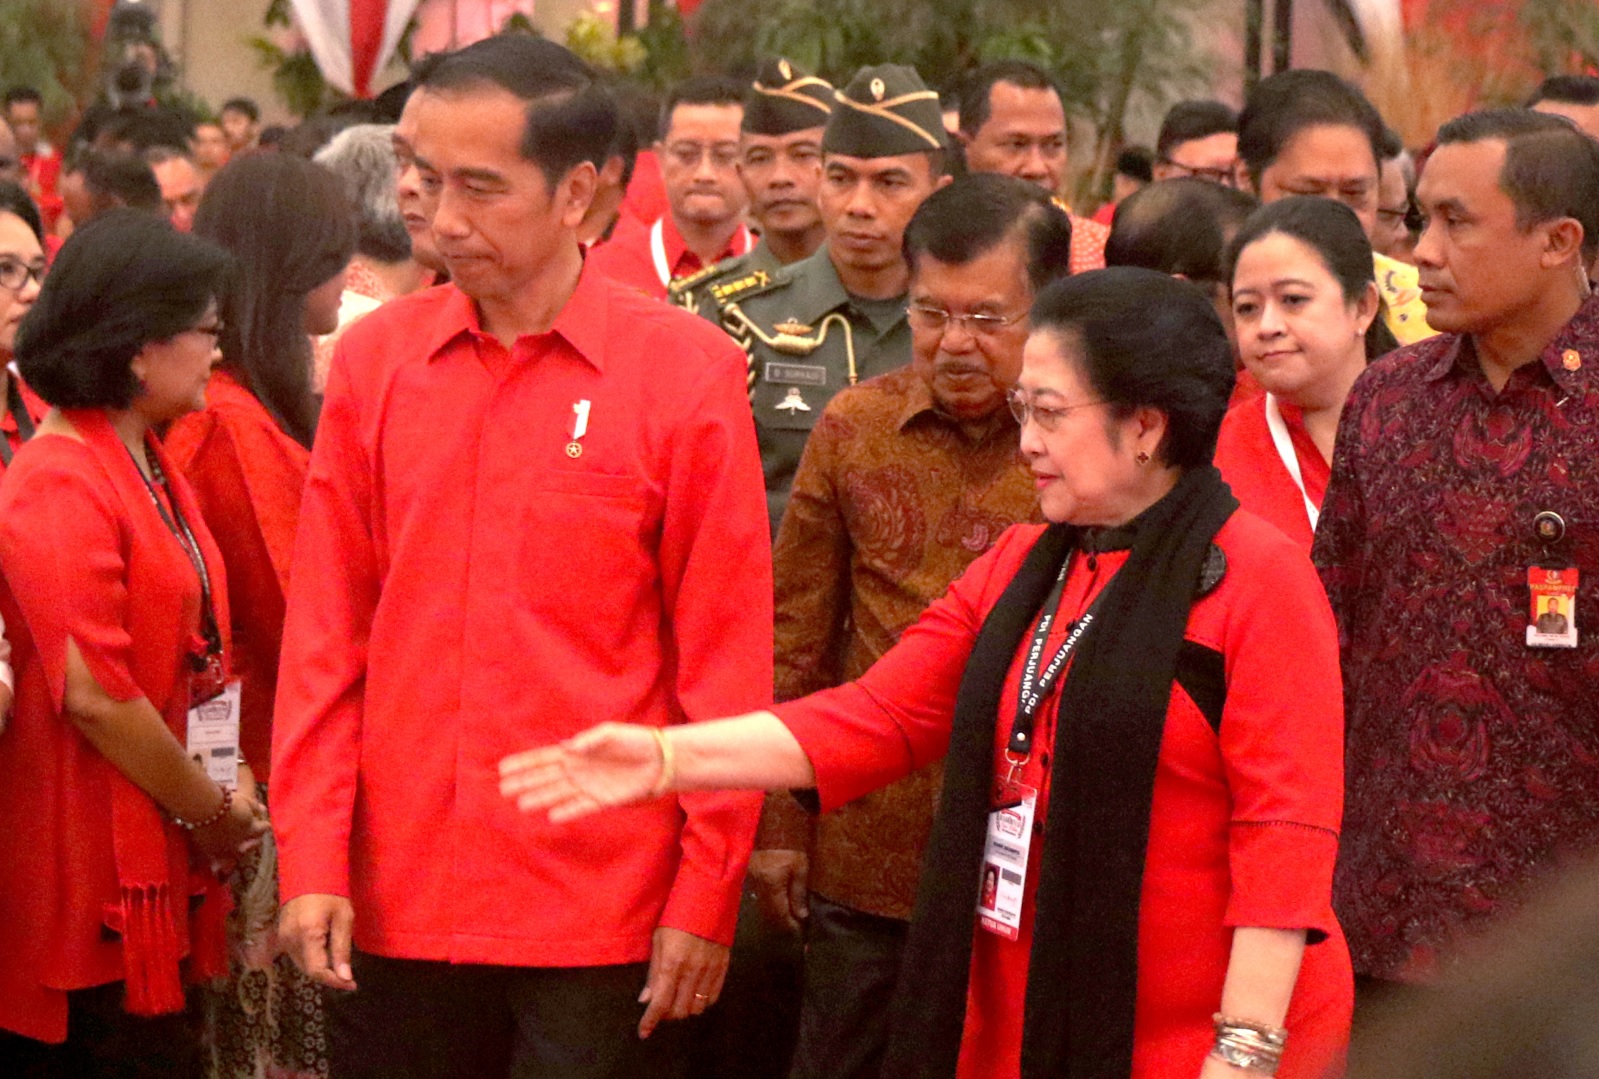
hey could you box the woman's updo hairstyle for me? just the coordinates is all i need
[15,209,231,409]
[1029,267,1234,469]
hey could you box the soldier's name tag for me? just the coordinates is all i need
[764,362,827,386]
[1527,566,1579,648]
[978,777,1036,940]
[187,681,242,790]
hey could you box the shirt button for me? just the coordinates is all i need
[1562,349,1582,372]
[1535,511,1567,544]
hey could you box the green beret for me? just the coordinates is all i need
[743,58,834,136]
[822,64,949,158]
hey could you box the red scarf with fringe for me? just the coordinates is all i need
[76,410,233,1016]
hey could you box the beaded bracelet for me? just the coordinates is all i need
[173,785,232,831]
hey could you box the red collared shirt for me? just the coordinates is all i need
[586,212,753,300]
[270,265,772,966]
[19,148,63,232]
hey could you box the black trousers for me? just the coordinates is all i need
[327,950,688,1079]
[0,982,203,1079]
[687,885,804,1079]
[788,894,910,1079]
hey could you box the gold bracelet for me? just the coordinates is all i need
[649,727,675,798]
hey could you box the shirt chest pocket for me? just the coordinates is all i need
[517,471,660,619]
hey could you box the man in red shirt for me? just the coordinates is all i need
[271,36,771,1078]
[587,76,752,300]
[956,60,1109,273]
[3,88,62,232]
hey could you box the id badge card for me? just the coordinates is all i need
[186,680,242,790]
[1527,566,1579,649]
[978,777,1036,940]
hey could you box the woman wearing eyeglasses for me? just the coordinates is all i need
[0,182,49,468]
[500,268,1352,1079]
[0,210,270,1077]
[162,152,354,1079]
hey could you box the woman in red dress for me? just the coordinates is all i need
[1214,197,1380,550]
[0,183,50,727]
[0,210,269,1076]
[0,182,48,468]
[502,268,1353,1079]
[166,152,354,1079]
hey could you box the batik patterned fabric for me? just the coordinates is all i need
[1315,293,1599,981]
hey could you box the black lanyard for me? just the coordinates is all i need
[0,376,35,467]
[124,440,223,663]
[1009,559,1109,757]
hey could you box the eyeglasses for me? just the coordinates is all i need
[1007,389,1105,432]
[0,256,46,293]
[664,142,740,170]
[1158,158,1236,186]
[907,305,1027,337]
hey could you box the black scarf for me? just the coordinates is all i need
[881,465,1239,1079]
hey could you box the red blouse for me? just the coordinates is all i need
[777,511,1351,1078]
[0,373,47,466]
[1214,395,1330,551]
[0,413,232,1042]
[165,370,309,782]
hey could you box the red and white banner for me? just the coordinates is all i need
[290,0,425,98]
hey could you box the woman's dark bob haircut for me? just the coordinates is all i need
[1029,267,1234,469]
[0,181,44,243]
[16,210,231,409]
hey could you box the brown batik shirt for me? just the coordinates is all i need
[759,364,1040,919]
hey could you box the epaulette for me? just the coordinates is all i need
[666,261,724,300]
[708,267,781,305]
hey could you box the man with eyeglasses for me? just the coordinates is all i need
[1151,100,1239,186]
[1374,127,1416,262]
[1238,69,1436,346]
[588,76,752,300]
[755,174,1067,1079]
[670,59,833,315]
[696,64,950,537]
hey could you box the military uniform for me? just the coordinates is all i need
[690,63,948,536]
[667,238,786,317]
[700,244,914,532]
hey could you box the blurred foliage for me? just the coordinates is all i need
[566,13,649,74]
[0,0,91,132]
[687,0,1216,204]
[248,0,340,118]
[1521,0,1599,74]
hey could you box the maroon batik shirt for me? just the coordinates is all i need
[1314,292,1599,982]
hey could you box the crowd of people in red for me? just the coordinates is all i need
[0,20,1596,1079]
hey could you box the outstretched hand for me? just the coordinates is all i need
[499,722,669,822]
